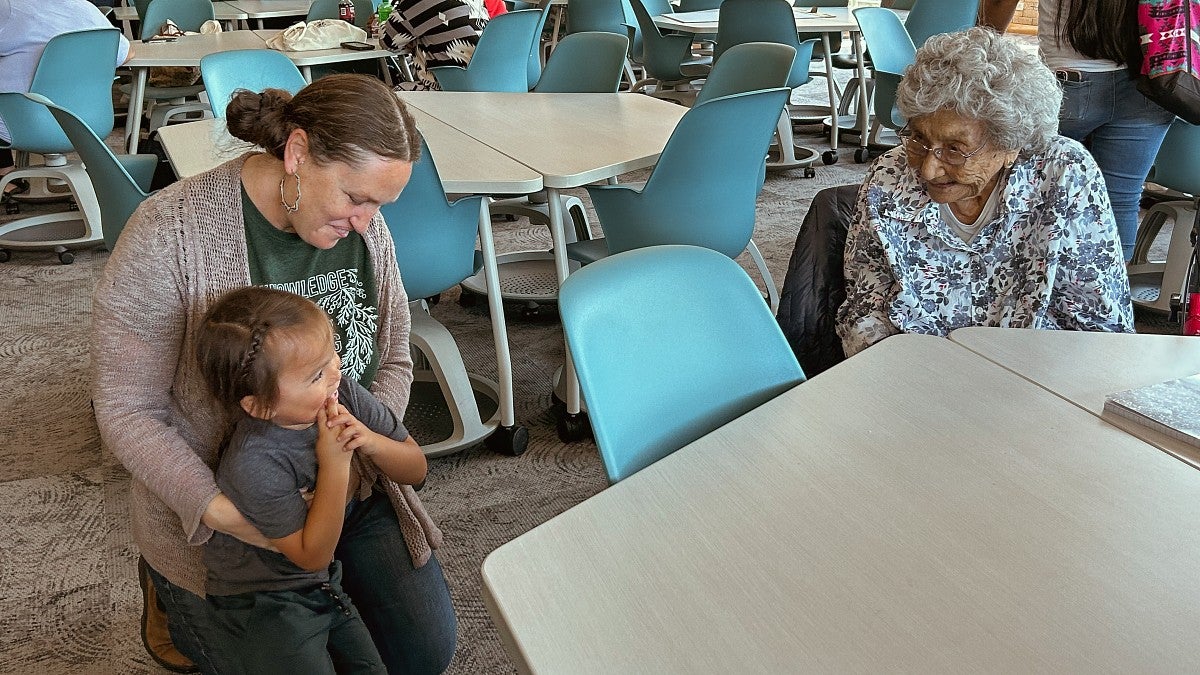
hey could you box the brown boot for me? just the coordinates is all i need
[138,557,200,673]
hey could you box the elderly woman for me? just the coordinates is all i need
[835,27,1134,357]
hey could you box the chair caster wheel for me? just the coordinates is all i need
[4,201,18,215]
[520,301,541,319]
[68,200,79,211]
[56,248,74,265]
[0,248,9,262]
[425,293,440,306]
[803,166,816,179]
[821,150,838,165]
[485,424,529,456]
[854,147,870,163]
[556,411,591,443]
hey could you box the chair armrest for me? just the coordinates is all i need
[116,153,159,191]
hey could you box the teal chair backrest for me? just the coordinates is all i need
[695,41,795,105]
[566,0,641,63]
[200,50,307,116]
[903,0,977,49]
[854,7,915,130]
[28,93,155,251]
[628,0,698,82]
[559,244,806,483]
[713,0,816,88]
[525,4,553,90]
[0,29,120,155]
[430,9,544,92]
[533,31,629,92]
[139,0,216,39]
[678,0,722,10]
[379,137,482,299]
[306,0,375,29]
[1151,120,1200,196]
[584,87,790,258]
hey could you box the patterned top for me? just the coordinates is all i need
[836,136,1135,357]
[382,0,489,91]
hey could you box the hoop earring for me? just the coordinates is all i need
[279,170,301,214]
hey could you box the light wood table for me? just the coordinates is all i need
[112,2,248,38]
[654,6,900,162]
[482,334,1200,673]
[122,30,269,153]
[396,91,687,420]
[950,327,1200,469]
[154,113,541,455]
[124,32,389,153]
[252,31,389,80]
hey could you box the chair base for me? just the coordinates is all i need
[767,110,818,175]
[1128,199,1197,315]
[460,250,584,305]
[408,306,502,458]
[0,162,103,261]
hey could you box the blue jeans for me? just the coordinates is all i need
[1057,68,1175,260]
[149,491,458,674]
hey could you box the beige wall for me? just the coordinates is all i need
[1009,0,1039,34]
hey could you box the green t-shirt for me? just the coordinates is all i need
[242,188,381,387]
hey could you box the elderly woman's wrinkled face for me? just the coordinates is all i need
[905,109,1019,217]
[285,154,413,250]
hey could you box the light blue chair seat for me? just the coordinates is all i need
[559,244,806,483]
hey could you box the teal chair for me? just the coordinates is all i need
[128,0,215,144]
[854,7,915,148]
[566,0,641,84]
[678,0,722,10]
[0,28,123,264]
[565,88,792,313]
[138,0,216,39]
[628,0,711,102]
[559,244,806,483]
[533,31,629,92]
[32,94,158,253]
[429,9,544,92]
[903,0,977,49]
[200,50,307,116]
[379,137,526,456]
[713,0,819,173]
[488,32,630,239]
[306,0,374,28]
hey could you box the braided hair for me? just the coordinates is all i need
[194,287,332,417]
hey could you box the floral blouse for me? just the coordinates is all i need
[836,135,1135,357]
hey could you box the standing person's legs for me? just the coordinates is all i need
[1057,69,1175,260]
[336,491,458,675]
[1082,72,1174,259]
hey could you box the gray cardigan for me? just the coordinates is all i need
[91,154,441,596]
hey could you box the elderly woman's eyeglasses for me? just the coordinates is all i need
[897,127,988,166]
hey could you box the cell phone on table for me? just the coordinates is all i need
[144,35,180,43]
[340,41,375,51]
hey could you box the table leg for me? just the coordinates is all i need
[823,33,838,152]
[125,66,148,154]
[853,30,870,157]
[546,187,581,415]
[477,199,516,429]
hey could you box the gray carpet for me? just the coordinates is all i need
[0,78,1178,671]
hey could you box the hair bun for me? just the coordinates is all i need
[225,88,294,155]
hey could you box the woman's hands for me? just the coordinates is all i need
[201,493,275,550]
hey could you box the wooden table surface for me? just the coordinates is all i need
[950,327,1200,469]
[483,334,1200,673]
